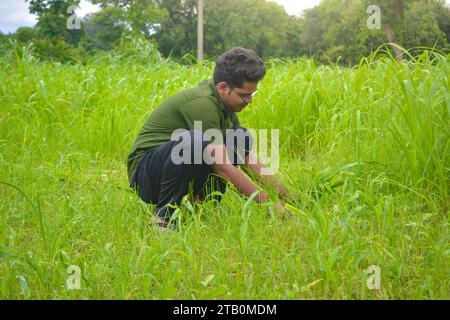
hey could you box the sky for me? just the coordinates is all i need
[0,0,100,34]
[271,0,321,16]
[0,0,322,34]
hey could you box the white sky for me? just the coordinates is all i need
[270,0,321,16]
[77,0,101,17]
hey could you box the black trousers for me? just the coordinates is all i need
[130,127,253,223]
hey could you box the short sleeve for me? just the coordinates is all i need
[179,97,224,145]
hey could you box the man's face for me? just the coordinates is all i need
[216,81,258,113]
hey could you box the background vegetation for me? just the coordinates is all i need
[1,0,449,65]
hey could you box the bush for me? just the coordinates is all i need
[32,37,82,63]
[113,35,164,65]
[14,27,37,43]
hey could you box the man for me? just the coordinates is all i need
[127,47,293,230]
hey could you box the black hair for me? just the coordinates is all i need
[213,47,266,88]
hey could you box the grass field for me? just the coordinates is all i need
[0,44,449,299]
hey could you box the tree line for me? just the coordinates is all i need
[1,0,449,65]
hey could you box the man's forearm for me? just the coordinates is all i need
[208,145,269,203]
[244,153,286,195]
[213,163,269,203]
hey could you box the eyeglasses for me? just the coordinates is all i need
[230,87,258,104]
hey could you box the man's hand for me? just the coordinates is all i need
[244,153,296,203]
[208,144,267,203]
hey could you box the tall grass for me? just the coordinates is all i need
[0,43,448,299]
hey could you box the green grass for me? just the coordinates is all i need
[0,45,449,299]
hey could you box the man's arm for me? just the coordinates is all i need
[207,144,269,203]
[242,152,300,204]
[207,145,295,217]
[243,153,287,195]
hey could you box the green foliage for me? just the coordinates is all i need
[13,27,38,43]
[298,0,450,65]
[436,2,450,43]
[360,0,449,60]
[8,0,449,65]
[301,0,366,65]
[401,1,448,50]
[89,0,167,37]
[153,0,304,59]
[82,7,127,51]
[152,0,450,63]
[25,0,83,45]
[112,34,164,65]
[152,0,197,58]
[32,37,82,63]
[0,37,80,64]
[205,0,303,58]
[19,0,84,62]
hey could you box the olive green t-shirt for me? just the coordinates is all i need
[127,78,240,183]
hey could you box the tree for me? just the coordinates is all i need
[300,0,450,65]
[153,0,197,58]
[300,5,328,57]
[153,0,303,59]
[300,0,366,64]
[203,0,295,58]
[360,0,407,61]
[25,0,83,45]
[435,1,450,44]
[88,0,167,37]
[284,16,305,58]
[401,0,448,52]
[14,27,38,43]
[82,7,127,50]
[361,0,449,60]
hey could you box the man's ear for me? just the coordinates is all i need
[216,82,229,95]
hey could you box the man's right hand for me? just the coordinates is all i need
[209,144,266,203]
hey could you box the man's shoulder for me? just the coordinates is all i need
[154,79,219,116]
[178,79,218,106]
